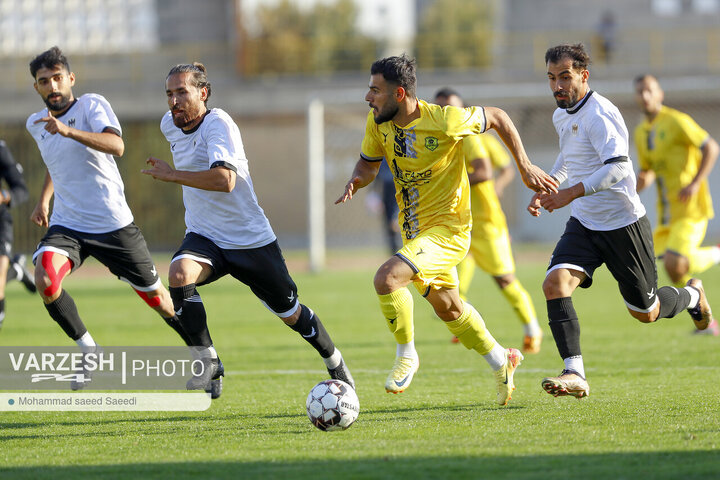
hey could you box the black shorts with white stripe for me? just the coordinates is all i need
[547,215,659,312]
[172,233,299,317]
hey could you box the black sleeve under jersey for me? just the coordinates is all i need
[0,140,29,207]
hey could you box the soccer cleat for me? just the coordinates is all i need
[11,254,36,294]
[686,278,713,330]
[328,358,355,390]
[207,376,223,400]
[522,331,543,354]
[494,348,523,406]
[692,318,719,336]
[188,356,224,392]
[385,356,419,394]
[70,347,102,391]
[541,369,590,398]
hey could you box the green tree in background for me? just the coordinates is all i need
[416,0,494,70]
[241,0,376,75]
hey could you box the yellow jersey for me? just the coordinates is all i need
[361,99,487,240]
[634,105,713,223]
[462,134,510,230]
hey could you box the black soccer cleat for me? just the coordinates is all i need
[11,254,36,294]
[328,358,355,391]
[206,358,224,399]
[70,347,102,391]
[187,356,224,392]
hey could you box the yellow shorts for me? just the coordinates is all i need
[653,218,708,258]
[396,225,471,295]
[468,222,515,277]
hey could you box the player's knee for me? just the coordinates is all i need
[542,277,562,299]
[35,271,54,299]
[373,269,395,294]
[494,274,514,289]
[629,309,657,323]
[168,269,192,288]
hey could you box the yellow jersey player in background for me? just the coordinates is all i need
[434,88,543,353]
[336,54,557,405]
[633,74,720,336]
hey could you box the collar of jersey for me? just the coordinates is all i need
[391,99,425,129]
[180,109,211,135]
[565,90,593,115]
[51,98,79,119]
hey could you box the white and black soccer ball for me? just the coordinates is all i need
[306,379,359,431]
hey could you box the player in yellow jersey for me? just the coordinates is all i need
[633,74,720,336]
[434,88,543,353]
[335,54,557,405]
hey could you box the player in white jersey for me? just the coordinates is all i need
[26,47,193,391]
[528,43,713,399]
[142,62,354,392]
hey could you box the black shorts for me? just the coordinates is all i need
[172,233,299,317]
[548,216,659,312]
[0,209,13,257]
[32,223,161,291]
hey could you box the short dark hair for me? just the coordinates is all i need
[434,87,462,101]
[29,46,70,79]
[633,73,657,85]
[167,62,212,104]
[371,54,417,98]
[545,43,591,71]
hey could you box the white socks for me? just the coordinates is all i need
[524,318,543,337]
[397,340,418,360]
[484,343,507,371]
[564,355,585,378]
[685,286,700,310]
[76,332,97,353]
[323,347,342,369]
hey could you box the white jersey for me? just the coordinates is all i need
[26,94,134,233]
[160,108,276,249]
[551,90,646,231]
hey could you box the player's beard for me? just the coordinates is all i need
[373,103,399,124]
[554,89,579,109]
[171,105,202,129]
[44,92,72,112]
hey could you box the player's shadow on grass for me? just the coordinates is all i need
[1,451,719,479]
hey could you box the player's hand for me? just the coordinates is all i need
[142,157,175,182]
[527,193,543,217]
[335,177,362,204]
[30,203,50,227]
[678,182,699,202]
[520,164,558,194]
[33,116,70,137]
[538,183,584,212]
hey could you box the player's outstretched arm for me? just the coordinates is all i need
[483,107,557,194]
[30,170,54,227]
[142,157,236,192]
[335,158,381,204]
[33,117,124,157]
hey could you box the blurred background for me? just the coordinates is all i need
[1,0,719,269]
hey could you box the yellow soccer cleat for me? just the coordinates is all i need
[541,369,590,399]
[686,278,714,331]
[522,331,543,354]
[494,348,523,406]
[385,356,419,394]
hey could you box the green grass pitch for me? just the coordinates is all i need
[0,250,718,479]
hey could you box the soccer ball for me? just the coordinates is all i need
[306,379,359,431]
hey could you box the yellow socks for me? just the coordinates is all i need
[501,279,537,326]
[378,288,414,344]
[443,302,497,355]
